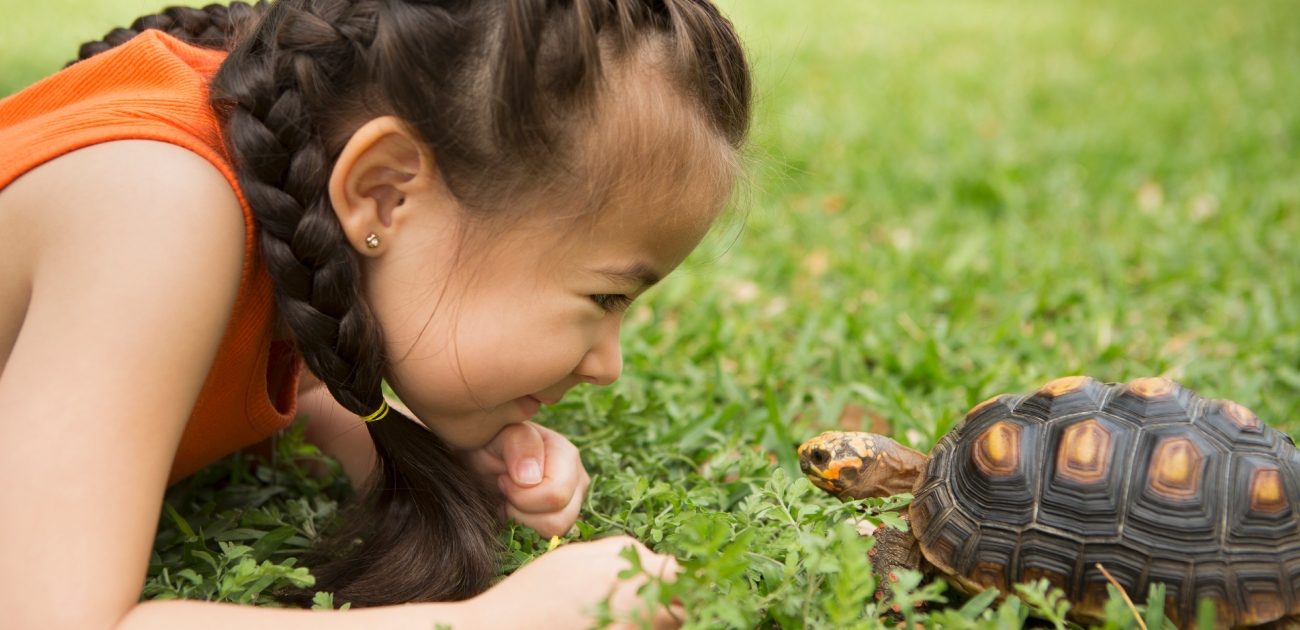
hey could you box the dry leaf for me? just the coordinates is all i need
[1136,180,1163,214]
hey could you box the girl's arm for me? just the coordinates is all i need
[0,140,248,627]
[117,534,681,630]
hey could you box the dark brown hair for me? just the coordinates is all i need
[75,0,750,606]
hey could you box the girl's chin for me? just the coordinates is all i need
[416,408,524,451]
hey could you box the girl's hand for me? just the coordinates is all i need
[473,536,683,630]
[463,421,590,537]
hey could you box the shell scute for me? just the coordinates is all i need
[1128,376,1178,398]
[1105,377,1195,425]
[1014,530,1082,597]
[966,394,1014,422]
[1056,418,1111,484]
[915,499,975,579]
[1147,436,1206,500]
[1126,429,1223,548]
[909,479,943,527]
[1227,456,1298,549]
[949,416,1039,525]
[972,421,1022,477]
[1248,466,1286,515]
[1077,550,1148,619]
[956,526,1016,594]
[1230,557,1296,626]
[1223,400,1263,431]
[1015,375,1106,421]
[1199,398,1278,453]
[1191,561,1237,628]
[1288,556,1300,616]
[1038,415,1135,537]
[1141,558,1194,626]
[1243,590,1287,627]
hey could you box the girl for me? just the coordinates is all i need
[0,0,750,628]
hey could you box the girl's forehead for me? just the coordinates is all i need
[589,186,717,266]
[582,55,739,223]
[471,58,739,263]
[571,129,731,269]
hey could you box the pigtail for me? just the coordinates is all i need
[308,415,502,601]
[208,0,502,603]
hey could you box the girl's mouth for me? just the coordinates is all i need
[516,395,542,420]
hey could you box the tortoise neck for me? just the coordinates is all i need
[852,439,929,498]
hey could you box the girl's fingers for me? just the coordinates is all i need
[641,547,681,583]
[461,421,546,481]
[462,422,590,536]
[461,446,508,477]
[653,602,687,630]
[484,422,547,486]
[505,466,589,537]
[499,426,585,513]
[614,546,684,629]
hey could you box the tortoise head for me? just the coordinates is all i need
[798,431,930,500]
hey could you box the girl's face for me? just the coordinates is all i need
[365,175,723,450]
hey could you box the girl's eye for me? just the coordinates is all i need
[590,294,633,313]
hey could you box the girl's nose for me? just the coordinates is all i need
[574,322,623,386]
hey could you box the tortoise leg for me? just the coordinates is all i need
[865,515,926,612]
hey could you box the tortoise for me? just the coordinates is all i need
[797,376,1300,627]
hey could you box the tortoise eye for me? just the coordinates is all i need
[809,447,830,468]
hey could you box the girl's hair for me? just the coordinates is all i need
[75,0,750,606]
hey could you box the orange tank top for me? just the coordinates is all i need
[0,30,302,484]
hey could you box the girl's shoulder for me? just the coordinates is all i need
[1,137,243,247]
[0,139,246,339]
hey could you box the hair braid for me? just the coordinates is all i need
[210,0,501,603]
[71,2,267,65]
[216,0,378,411]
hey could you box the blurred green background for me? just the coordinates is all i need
[6,4,1298,425]
[4,0,1300,624]
[2,0,174,95]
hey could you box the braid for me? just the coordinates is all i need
[218,0,380,411]
[211,0,501,603]
[70,2,267,65]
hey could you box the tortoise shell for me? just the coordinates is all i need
[912,376,1300,627]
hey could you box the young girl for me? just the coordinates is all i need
[0,0,750,627]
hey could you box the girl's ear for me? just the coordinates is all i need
[328,116,435,256]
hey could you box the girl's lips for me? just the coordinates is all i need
[516,395,542,420]
[516,394,563,420]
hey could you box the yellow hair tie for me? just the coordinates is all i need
[362,400,390,423]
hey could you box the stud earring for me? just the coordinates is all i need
[365,233,381,249]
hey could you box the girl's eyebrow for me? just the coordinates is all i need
[596,262,662,287]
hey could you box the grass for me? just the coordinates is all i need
[4,0,1299,627]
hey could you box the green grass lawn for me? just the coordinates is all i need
[5,0,1299,627]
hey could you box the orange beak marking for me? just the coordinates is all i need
[821,458,863,480]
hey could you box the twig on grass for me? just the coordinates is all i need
[1095,563,1147,630]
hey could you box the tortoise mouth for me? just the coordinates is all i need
[798,448,859,494]
[804,471,842,493]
